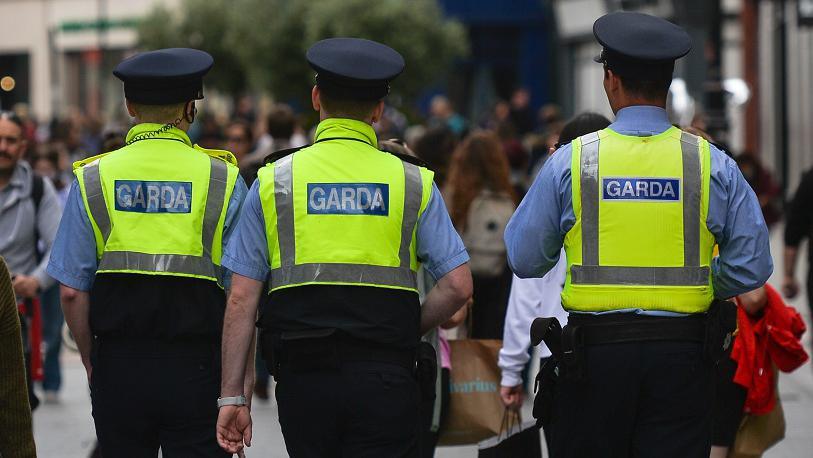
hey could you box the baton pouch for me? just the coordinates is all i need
[560,324,586,381]
[704,299,738,364]
[529,317,564,428]
[259,330,278,379]
[532,358,559,429]
[416,341,438,401]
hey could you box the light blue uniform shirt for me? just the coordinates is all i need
[47,177,248,292]
[223,180,469,283]
[505,106,772,304]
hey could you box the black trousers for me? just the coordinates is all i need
[550,341,714,458]
[711,355,746,446]
[470,270,512,340]
[419,368,451,458]
[90,346,228,458]
[276,360,420,458]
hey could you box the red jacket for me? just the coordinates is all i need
[731,284,808,414]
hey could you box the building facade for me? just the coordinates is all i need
[0,0,178,121]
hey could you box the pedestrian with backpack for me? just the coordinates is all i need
[445,131,517,339]
[0,111,63,410]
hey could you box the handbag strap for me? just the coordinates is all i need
[499,408,522,440]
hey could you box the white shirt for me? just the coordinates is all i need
[498,251,568,387]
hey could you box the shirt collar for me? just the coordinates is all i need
[314,118,378,147]
[609,106,672,137]
[7,161,30,189]
[125,123,193,146]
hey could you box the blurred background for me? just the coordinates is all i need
[1,0,810,193]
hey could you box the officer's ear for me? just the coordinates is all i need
[369,100,385,124]
[125,99,137,118]
[311,86,322,112]
[604,68,622,92]
[184,101,197,124]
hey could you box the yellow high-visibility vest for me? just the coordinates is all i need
[562,127,715,313]
[257,118,434,293]
[74,123,239,284]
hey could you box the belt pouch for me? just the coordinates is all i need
[416,341,437,401]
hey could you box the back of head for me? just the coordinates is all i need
[612,64,674,102]
[128,102,187,125]
[412,126,456,187]
[558,112,612,145]
[593,12,691,109]
[114,48,214,128]
[446,131,515,229]
[317,93,380,122]
[307,38,405,122]
[266,104,296,140]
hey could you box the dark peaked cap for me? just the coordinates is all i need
[593,12,691,78]
[114,48,213,105]
[307,38,405,100]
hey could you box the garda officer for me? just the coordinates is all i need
[505,12,772,458]
[216,38,472,457]
[47,48,246,456]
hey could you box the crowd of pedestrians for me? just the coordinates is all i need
[0,72,801,456]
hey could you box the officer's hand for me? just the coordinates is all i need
[738,287,767,316]
[782,275,800,299]
[500,385,524,410]
[12,275,40,299]
[217,405,252,454]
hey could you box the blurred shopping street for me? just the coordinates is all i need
[34,227,813,457]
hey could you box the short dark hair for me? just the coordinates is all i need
[558,112,612,146]
[266,105,296,140]
[605,61,673,101]
[319,92,380,121]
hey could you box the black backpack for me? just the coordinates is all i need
[30,174,44,261]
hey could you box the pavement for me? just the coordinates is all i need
[33,228,813,457]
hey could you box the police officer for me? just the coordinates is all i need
[505,12,772,458]
[216,38,472,457]
[47,48,247,456]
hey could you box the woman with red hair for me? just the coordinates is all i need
[444,132,517,339]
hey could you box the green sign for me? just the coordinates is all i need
[59,18,139,33]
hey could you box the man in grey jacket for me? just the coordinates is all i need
[0,112,61,299]
[0,111,62,408]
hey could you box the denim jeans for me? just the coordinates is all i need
[40,284,63,392]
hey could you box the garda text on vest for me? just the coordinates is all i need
[602,177,680,202]
[115,180,192,213]
[307,183,389,216]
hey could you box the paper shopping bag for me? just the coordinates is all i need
[438,339,504,445]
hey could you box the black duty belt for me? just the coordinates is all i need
[277,332,416,370]
[94,337,219,358]
[567,313,706,345]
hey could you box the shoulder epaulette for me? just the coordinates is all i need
[193,144,238,166]
[386,151,428,168]
[264,145,309,165]
[72,152,111,171]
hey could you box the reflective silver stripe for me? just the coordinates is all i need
[579,132,600,266]
[98,251,216,279]
[399,162,423,269]
[202,157,228,259]
[680,132,701,267]
[271,263,417,290]
[274,155,296,267]
[83,162,111,242]
[571,265,710,286]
